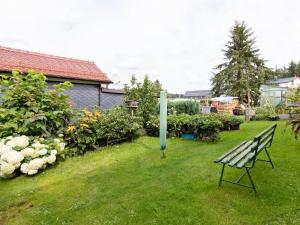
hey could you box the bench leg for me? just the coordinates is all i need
[245,167,257,193]
[218,164,225,187]
[236,170,247,183]
[265,148,274,169]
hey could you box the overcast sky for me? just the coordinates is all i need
[0,0,300,93]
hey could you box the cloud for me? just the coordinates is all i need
[0,0,300,93]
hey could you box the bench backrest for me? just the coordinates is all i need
[251,124,277,163]
[214,124,277,167]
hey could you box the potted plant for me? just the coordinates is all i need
[227,116,244,130]
[180,124,196,140]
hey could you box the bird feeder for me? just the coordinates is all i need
[126,100,139,116]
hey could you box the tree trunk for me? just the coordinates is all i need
[246,90,251,122]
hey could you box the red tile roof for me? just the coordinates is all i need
[0,45,111,83]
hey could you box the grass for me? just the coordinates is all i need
[0,121,299,225]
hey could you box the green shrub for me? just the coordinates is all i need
[252,114,279,121]
[145,113,223,142]
[287,87,300,103]
[287,113,300,139]
[145,116,159,136]
[0,70,73,137]
[64,107,143,156]
[167,100,201,115]
[253,106,279,121]
[168,114,193,137]
[96,107,143,145]
[214,114,244,130]
[286,87,300,139]
[275,102,287,114]
[192,114,223,142]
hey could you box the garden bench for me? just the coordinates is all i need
[214,124,277,193]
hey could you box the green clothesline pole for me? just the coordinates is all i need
[160,91,167,158]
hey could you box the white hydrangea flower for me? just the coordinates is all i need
[39,138,45,142]
[6,136,29,148]
[59,143,66,150]
[0,141,5,148]
[20,163,29,174]
[47,154,56,164]
[0,145,13,156]
[32,142,47,151]
[0,134,62,178]
[1,150,24,166]
[0,162,15,178]
[28,169,38,175]
[31,150,41,158]
[38,149,48,156]
[20,148,35,157]
[50,150,57,155]
[28,158,45,170]
[42,156,48,164]
[14,162,21,168]
[58,134,64,137]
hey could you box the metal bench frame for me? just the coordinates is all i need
[214,124,277,193]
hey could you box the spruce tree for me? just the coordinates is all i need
[211,21,271,105]
[288,61,300,76]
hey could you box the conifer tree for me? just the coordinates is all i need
[211,21,271,105]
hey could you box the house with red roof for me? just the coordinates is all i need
[0,45,124,109]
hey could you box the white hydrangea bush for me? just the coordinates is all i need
[0,135,66,178]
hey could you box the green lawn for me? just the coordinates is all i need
[0,121,299,225]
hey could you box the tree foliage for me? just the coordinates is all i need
[286,87,300,139]
[0,70,73,137]
[275,60,300,78]
[211,21,272,105]
[124,75,162,127]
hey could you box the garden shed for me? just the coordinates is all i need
[260,85,288,106]
[0,45,123,109]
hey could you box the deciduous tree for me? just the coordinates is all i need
[124,75,162,127]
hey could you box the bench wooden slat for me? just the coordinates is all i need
[254,124,276,141]
[235,136,273,168]
[260,130,274,144]
[228,142,258,167]
[257,136,272,153]
[214,141,248,163]
[235,152,256,168]
[221,141,254,164]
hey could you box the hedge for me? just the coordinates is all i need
[167,100,201,115]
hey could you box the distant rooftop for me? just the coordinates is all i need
[269,76,299,84]
[184,90,211,97]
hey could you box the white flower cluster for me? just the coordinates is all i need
[0,135,65,178]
